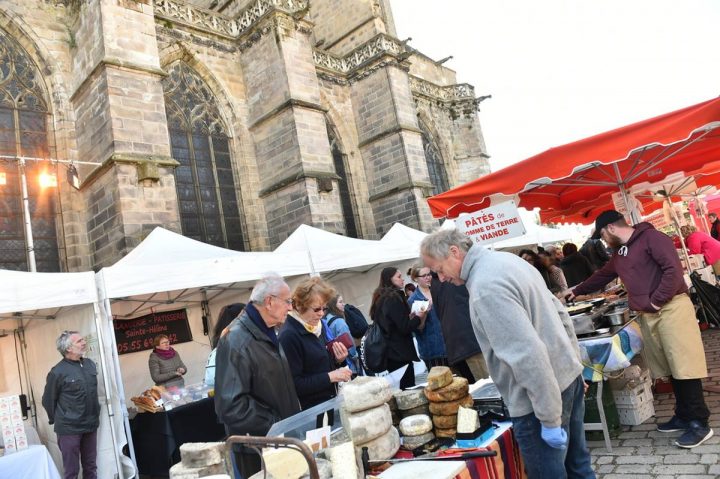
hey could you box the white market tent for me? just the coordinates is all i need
[0,270,132,479]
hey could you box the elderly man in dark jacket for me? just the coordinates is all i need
[214,274,301,478]
[42,331,100,479]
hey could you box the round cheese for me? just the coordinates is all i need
[399,414,433,436]
[179,442,225,468]
[427,366,453,390]
[342,376,393,413]
[399,404,430,418]
[393,389,429,410]
[431,414,458,429]
[356,426,401,461]
[428,394,473,415]
[342,403,392,444]
[402,430,435,450]
[435,427,457,439]
[424,377,469,402]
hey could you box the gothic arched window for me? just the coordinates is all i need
[326,124,358,237]
[0,28,59,271]
[162,62,244,250]
[419,122,449,196]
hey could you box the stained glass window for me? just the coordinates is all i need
[326,124,358,238]
[0,28,58,271]
[419,122,449,196]
[162,62,244,250]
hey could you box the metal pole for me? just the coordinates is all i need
[612,163,642,224]
[18,159,36,272]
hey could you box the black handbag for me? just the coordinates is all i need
[359,320,388,373]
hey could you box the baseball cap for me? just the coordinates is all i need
[591,210,625,239]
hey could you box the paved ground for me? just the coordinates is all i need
[586,327,720,478]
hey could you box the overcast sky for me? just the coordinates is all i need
[391,0,719,172]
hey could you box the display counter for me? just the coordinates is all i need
[129,396,225,476]
[0,445,61,479]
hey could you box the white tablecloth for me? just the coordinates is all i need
[0,445,61,479]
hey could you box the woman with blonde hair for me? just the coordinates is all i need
[279,277,352,416]
[681,224,720,276]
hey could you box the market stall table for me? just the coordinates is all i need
[129,396,225,476]
[0,445,61,479]
[577,318,643,452]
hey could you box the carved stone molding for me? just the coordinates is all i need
[409,76,490,118]
[154,0,308,39]
[313,34,405,75]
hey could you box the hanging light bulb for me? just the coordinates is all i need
[39,171,57,188]
[67,164,80,190]
[0,171,6,186]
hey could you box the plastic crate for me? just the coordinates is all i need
[616,399,655,426]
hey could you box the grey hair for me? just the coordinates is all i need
[56,330,79,357]
[420,228,473,259]
[545,245,559,254]
[249,273,288,303]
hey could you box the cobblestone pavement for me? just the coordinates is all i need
[587,327,720,478]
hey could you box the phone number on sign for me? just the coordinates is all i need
[117,333,178,353]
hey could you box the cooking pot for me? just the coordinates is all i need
[604,308,629,326]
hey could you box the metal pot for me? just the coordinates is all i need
[604,308,629,326]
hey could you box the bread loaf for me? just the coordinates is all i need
[426,366,453,390]
[342,377,393,413]
[428,394,473,415]
[424,377,469,402]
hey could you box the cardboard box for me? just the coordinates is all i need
[14,433,27,450]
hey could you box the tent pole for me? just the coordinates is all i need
[16,318,38,430]
[92,301,124,479]
[613,163,641,224]
[97,271,138,476]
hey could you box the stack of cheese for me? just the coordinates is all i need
[424,367,472,439]
[393,389,430,419]
[339,376,400,469]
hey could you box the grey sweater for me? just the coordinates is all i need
[149,351,187,388]
[461,245,583,427]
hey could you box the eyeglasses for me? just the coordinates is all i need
[270,295,293,305]
[310,306,328,313]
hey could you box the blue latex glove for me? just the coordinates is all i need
[541,425,568,449]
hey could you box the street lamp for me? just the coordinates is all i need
[0,155,91,272]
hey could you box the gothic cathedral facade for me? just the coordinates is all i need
[0,0,490,272]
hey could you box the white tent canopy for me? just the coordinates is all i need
[0,270,132,479]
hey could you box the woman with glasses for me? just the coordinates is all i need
[148,334,187,389]
[279,277,352,418]
[370,267,427,389]
[408,266,448,369]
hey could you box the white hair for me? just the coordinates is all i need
[420,229,473,259]
[249,273,288,303]
[56,330,79,357]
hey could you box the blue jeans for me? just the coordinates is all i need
[511,375,595,479]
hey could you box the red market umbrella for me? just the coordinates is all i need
[428,97,720,220]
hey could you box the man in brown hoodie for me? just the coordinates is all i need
[565,210,712,448]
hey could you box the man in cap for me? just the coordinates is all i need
[421,229,595,479]
[214,273,301,477]
[565,210,712,448]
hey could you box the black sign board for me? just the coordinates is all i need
[114,308,193,355]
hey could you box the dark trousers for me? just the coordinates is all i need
[388,360,415,389]
[423,357,449,371]
[58,430,98,479]
[452,360,478,383]
[233,447,261,479]
[671,377,710,426]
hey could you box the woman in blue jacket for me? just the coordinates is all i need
[323,294,360,375]
[407,265,448,369]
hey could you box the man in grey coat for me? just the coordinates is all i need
[42,331,100,479]
[421,229,594,479]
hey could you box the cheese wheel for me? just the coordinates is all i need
[424,377,469,402]
[399,414,433,436]
[169,461,226,478]
[435,427,457,439]
[399,404,430,418]
[428,394,473,415]
[431,414,457,429]
[341,403,392,444]
[330,442,359,479]
[402,430,435,450]
[300,458,332,479]
[393,389,429,411]
[179,442,225,468]
[426,366,453,390]
[356,426,401,461]
[342,376,393,413]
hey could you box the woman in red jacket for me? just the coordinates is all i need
[681,225,720,276]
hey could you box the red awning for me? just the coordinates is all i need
[428,97,720,219]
